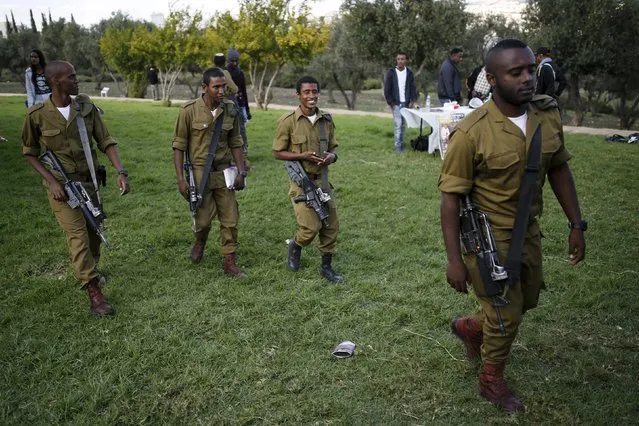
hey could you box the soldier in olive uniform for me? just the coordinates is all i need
[438,40,586,413]
[273,75,343,283]
[172,67,248,278]
[21,60,130,316]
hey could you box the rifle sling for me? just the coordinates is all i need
[196,110,225,208]
[74,100,101,205]
[319,119,329,190]
[504,124,542,287]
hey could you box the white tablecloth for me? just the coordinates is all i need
[400,107,475,157]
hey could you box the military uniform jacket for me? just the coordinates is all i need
[22,94,116,179]
[172,96,242,187]
[438,96,572,230]
[272,106,338,176]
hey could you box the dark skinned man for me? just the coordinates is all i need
[172,67,248,278]
[22,60,130,316]
[438,39,586,413]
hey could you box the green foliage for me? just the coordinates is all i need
[0,97,638,423]
[100,24,150,97]
[362,78,382,90]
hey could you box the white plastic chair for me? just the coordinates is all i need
[100,87,110,97]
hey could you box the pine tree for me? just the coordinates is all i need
[30,9,38,33]
[41,12,48,29]
[70,14,76,25]
[10,10,18,33]
[4,15,11,35]
[48,10,52,25]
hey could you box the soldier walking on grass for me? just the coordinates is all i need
[272,76,343,283]
[172,67,248,278]
[438,39,586,413]
[21,60,130,316]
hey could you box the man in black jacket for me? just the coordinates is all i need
[384,52,418,153]
[535,47,566,98]
[227,48,251,152]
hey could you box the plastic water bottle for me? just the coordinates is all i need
[426,95,431,112]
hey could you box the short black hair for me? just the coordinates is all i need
[450,47,463,55]
[296,75,320,94]
[397,51,408,58]
[202,67,225,85]
[485,39,529,74]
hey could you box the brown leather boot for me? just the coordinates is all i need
[84,277,114,316]
[223,253,246,279]
[451,316,483,360]
[479,363,525,413]
[191,239,206,264]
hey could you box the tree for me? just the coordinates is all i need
[4,15,11,35]
[11,11,17,33]
[41,13,48,30]
[131,9,208,102]
[212,0,330,110]
[30,9,38,33]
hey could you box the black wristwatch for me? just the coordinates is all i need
[239,170,248,178]
[568,220,588,231]
[117,168,129,178]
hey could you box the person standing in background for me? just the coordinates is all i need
[148,65,160,101]
[383,52,418,153]
[437,47,464,105]
[227,48,251,153]
[25,49,51,107]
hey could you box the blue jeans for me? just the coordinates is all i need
[392,103,407,149]
[238,106,248,150]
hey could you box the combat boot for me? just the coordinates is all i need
[223,253,246,279]
[191,239,206,264]
[84,277,114,316]
[479,363,525,414]
[320,253,343,283]
[287,239,302,271]
[451,316,483,361]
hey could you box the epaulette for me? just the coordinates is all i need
[277,110,295,123]
[531,94,558,111]
[26,103,45,114]
[181,99,197,109]
[319,110,332,121]
[223,99,237,117]
[455,108,487,133]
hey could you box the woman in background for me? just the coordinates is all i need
[25,49,51,107]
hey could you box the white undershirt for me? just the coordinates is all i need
[507,111,528,137]
[396,68,407,103]
[305,113,317,125]
[211,107,221,119]
[57,105,71,120]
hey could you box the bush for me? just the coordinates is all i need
[0,69,20,82]
[362,79,382,90]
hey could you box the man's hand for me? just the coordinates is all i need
[232,175,246,191]
[177,178,188,195]
[117,175,130,196]
[300,151,324,164]
[246,111,252,120]
[447,260,470,293]
[47,179,67,202]
[568,229,586,265]
[317,152,336,167]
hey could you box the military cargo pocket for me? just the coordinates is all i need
[484,151,521,191]
[192,122,210,132]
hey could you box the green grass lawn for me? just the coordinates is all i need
[0,96,638,424]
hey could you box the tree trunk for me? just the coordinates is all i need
[332,72,352,110]
[263,63,282,111]
[327,85,336,104]
[568,73,584,126]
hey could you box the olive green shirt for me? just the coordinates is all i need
[438,97,572,229]
[221,69,238,97]
[172,96,242,168]
[272,106,338,175]
[21,95,116,177]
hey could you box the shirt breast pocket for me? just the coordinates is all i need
[41,128,63,150]
[484,151,521,190]
[291,135,307,154]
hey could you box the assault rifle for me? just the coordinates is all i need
[284,161,330,226]
[39,150,110,246]
[459,195,509,332]
[183,150,201,216]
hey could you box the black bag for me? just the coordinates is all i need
[410,135,430,151]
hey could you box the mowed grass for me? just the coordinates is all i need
[0,96,638,424]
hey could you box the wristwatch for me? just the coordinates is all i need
[117,168,129,178]
[568,220,588,231]
[239,170,248,177]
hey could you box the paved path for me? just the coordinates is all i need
[2,93,635,137]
